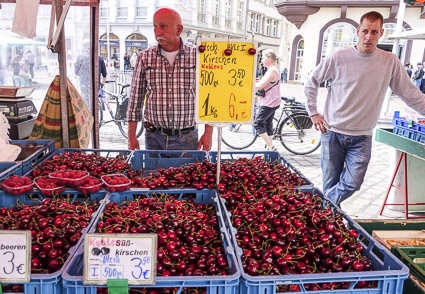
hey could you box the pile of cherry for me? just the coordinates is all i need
[126,158,307,190]
[30,152,131,179]
[96,195,229,277]
[217,157,375,291]
[97,287,207,294]
[96,287,207,294]
[0,198,99,274]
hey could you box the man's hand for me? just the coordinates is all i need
[128,121,140,150]
[128,135,140,150]
[311,114,330,134]
[197,125,213,151]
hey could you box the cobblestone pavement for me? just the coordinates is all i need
[30,73,422,220]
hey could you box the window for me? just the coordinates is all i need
[100,7,107,18]
[255,14,260,33]
[116,0,128,17]
[225,0,232,29]
[135,0,147,18]
[237,1,243,23]
[198,0,206,23]
[212,0,220,25]
[294,39,304,81]
[272,20,278,37]
[321,23,357,60]
[225,0,232,19]
[249,13,254,32]
[265,19,271,36]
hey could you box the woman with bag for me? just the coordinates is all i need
[254,49,281,151]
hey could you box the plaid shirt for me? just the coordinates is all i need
[127,41,196,130]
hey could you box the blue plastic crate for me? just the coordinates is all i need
[128,150,207,175]
[218,188,409,294]
[0,161,20,181]
[10,139,55,174]
[208,150,313,187]
[0,190,106,294]
[62,189,240,294]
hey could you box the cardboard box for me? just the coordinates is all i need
[372,230,425,250]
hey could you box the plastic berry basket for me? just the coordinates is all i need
[75,176,103,194]
[34,176,65,196]
[101,174,130,192]
[49,170,89,186]
[1,175,34,195]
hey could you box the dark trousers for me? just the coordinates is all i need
[253,105,279,136]
[421,79,425,94]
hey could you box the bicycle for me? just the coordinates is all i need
[98,82,144,139]
[221,96,321,155]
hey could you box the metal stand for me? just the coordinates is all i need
[380,152,425,219]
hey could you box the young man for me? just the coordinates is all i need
[304,11,425,206]
[127,8,213,151]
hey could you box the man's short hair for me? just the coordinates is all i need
[360,11,384,28]
[418,62,422,66]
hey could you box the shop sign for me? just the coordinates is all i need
[0,231,31,283]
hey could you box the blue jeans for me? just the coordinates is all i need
[145,128,198,151]
[415,79,422,88]
[321,131,372,206]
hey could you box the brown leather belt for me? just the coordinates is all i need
[144,121,195,136]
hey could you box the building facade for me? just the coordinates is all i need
[275,0,425,83]
[98,0,288,71]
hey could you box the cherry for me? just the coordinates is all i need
[224,49,232,56]
[248,48,256,55]
[198,45,205,52]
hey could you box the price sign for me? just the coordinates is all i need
[84,234,157,285]
[0,231,31,283]
[196,38,257,124]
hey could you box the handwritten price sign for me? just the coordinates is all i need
[84,234,157,285]
[0,231,31,283]
[196,38,257,124]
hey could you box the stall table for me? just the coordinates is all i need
[375,128,425,219]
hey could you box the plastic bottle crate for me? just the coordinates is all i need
[128,150,207,176]
[0,190,107,294]
[391,246,425,283]
[218,188,409,294]
[61,189,240,294]
[393,126,418,141]
[208,150,313,188]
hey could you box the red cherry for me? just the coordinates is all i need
[224,49,232,56]
[198,45,205,52]
[248,48,256,55]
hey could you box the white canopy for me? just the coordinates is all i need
[389,27,425,40]
[0,35,46,46]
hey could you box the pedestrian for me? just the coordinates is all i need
[130,52,137,70]
[10,55,23,87]
[254,49,281,151]
[413,62,423,89]
[25,50,35,79]
[75,39,91,108]
[99,56,107,87]
[421,61,425,94]
[123,52,130,71]
[405,62,412,78]
[304,11,425,207]
[127,8,213,151]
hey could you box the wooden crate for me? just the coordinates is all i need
[372,230,425,250]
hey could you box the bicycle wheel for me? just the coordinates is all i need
[221,124,258,149]
[118,116,144,139]
[277,112,321,155]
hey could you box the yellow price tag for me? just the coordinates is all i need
[196,38,257,124]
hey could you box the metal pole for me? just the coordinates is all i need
[216,127,222,187]
[106,0,110,61]
[243,0,250,38]
[383,0,406,115]
[55,0,69,148]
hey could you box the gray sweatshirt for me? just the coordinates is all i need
[304,46,425,136]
